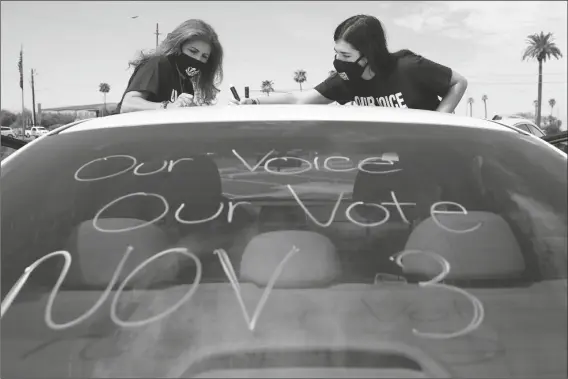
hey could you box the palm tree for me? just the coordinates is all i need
[549,98,556,116]
[467,97,474,116]
[293,69,307,91]
[522,31,563,127]
[481,94,488,119]
[261,80,274,96]
[99,83,110,116]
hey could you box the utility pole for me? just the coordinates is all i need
[18,45,27,136]
[155,23,161,49]
[30,69,37,126]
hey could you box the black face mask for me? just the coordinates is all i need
[176,53,205,77]
[333,55,366,81]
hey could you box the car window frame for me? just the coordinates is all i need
[527,124,545,137]
[514,123,532,133]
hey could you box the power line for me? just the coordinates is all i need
[246,81,567,93]
[466,72,567,77]
[467,81,567,85]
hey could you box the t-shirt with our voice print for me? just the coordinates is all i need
[315,50,452,111]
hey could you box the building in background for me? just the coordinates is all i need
[39,102,118,120]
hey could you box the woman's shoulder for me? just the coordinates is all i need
[392,49,430,73]
[148,54,174,68]
[134,54,173,71]
[393,49,421,64]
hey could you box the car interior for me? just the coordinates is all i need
[2,133,565,299]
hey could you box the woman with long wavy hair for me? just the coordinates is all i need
[118,19,223,113]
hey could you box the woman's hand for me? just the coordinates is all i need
[228,98,258,106]
[170,93,197,108]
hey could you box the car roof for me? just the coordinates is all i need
[60,105,516,134]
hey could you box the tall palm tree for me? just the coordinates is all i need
[467,97,474,116]
[549,98,556,116]
[522,31,563,127]
[261,80,274,96]
[99,83,110,116]
[293,69,307,91]
[481,94,488,119]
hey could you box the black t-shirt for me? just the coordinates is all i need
[117,55,194,112]
[315,51,452,111]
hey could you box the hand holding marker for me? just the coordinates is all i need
[230,85,241,102]
[228,85,257,105]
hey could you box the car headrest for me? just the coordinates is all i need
[162,155,223,206]
[352,160,440,223]
[239,231,341,288]
[162,155,225,230]
[80,155,223,223]
[401,211,525,279]
[66,218,171,287]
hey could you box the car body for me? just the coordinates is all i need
[1,106,566,379]
[542,130,568,153]
[1,126,16,138]
[25,126,49,139]
[492,116,546,137]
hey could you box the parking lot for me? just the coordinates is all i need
[219,166,356,199]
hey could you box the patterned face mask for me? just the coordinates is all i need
[176,53,205,78]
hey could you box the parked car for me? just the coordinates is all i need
[1,106,566,379]
[1,134,27,161]
[491,115,546,137]
[25,126,49,139]
[1,126,16,138]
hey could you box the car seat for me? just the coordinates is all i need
[168,155,259,281]
[348,157,443,279]
[239,230,341,288]
[65,218,172,288]
[401,211,525,280]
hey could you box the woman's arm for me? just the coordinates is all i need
[120,91,163,113]
[436,70,468,113]
[233,89,334,105]
[120,91,195,113]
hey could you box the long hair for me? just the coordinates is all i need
[333,15,396,75]
[129,19,223,105]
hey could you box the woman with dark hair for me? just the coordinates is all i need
[230,14,467,113]
[118,19,223,113]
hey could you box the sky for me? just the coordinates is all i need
[1,1,567,127]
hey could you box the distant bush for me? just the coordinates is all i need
[39,113,76,128]
[1,109,17,126]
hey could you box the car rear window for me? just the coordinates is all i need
[2,120,567,378]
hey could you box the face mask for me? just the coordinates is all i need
[333,55,366,81]
[176,53,205,77]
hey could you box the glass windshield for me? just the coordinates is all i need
[2,120,567,378]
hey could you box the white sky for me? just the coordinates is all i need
[1,1,566,126]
